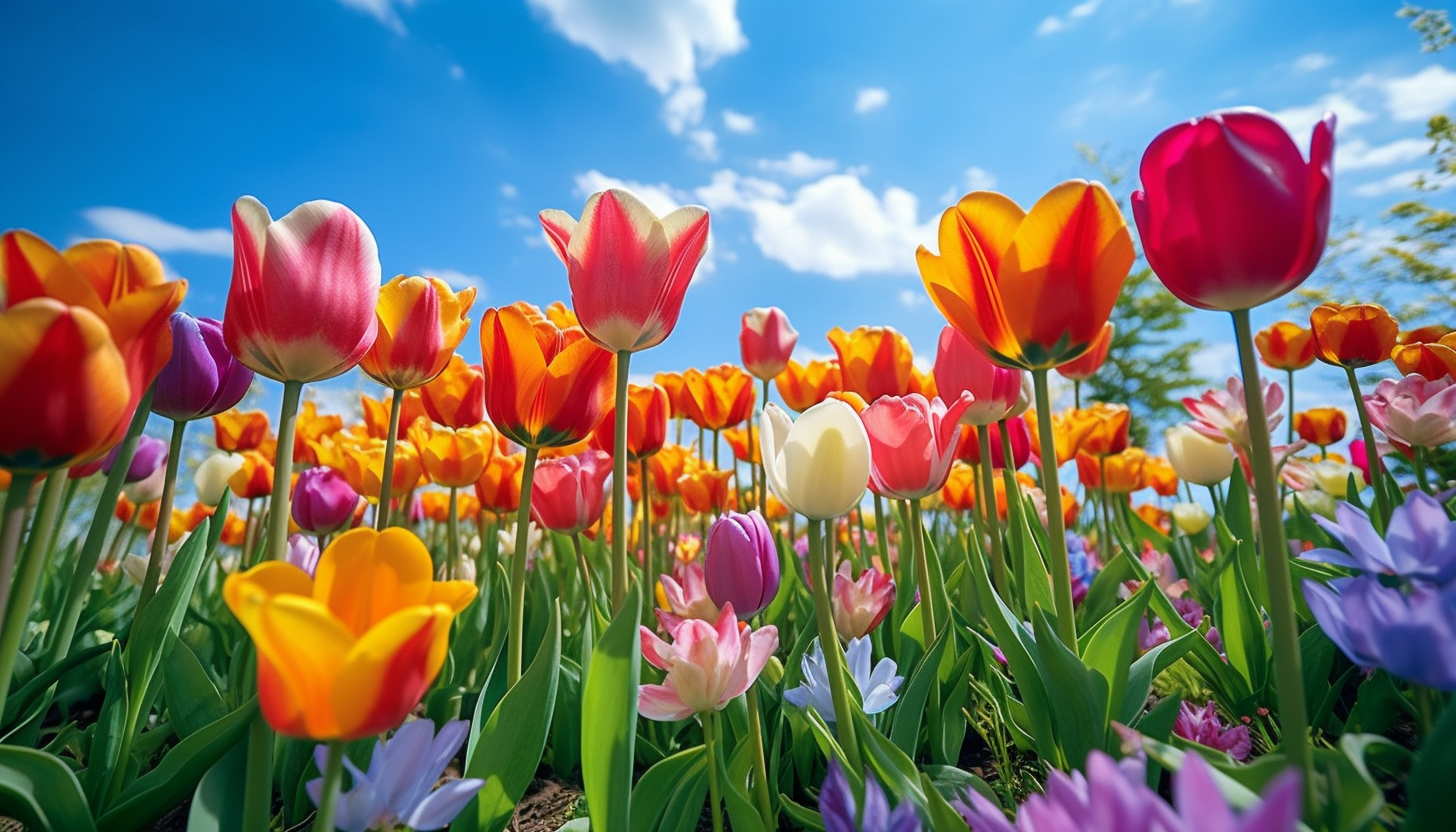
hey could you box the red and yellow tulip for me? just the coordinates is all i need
[360,275,476,390]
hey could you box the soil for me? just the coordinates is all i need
[509,777,585,832]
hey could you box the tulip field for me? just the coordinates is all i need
[4,103,1456,832]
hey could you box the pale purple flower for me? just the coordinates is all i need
[1304,491,1456,587]
[785,636,902,722]
[820,759,921,832]
[1139,596,1221,654]
[1303,576,1456,691]
[306,718,484,832]
[1364,374,1456,450]
[286,533,321,578]
[1184,376,1283,446]
[1174,701,1252,761]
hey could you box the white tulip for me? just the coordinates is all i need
[1171,502,1212,535]
[194,452,246,505]
[760,400,871,521]
[1164,424,1235,486]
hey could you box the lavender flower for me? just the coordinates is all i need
[1303,576,1456,691]
[820,758,920,832]
[1139,596,1222,654]
[1303,491,1456,587]
[1173,701,1252,762]
[786,636,902,722]
[307,718,484,832]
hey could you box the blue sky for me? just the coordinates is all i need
[2,0,1453,429]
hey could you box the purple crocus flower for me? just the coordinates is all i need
[1173,701,1252,761]
[704,510,781,618]
[1303,576,1456,691]
[306,718,484,832]
[955,750,1299,832]
[1303,491,1456,587]
[151,313,255,422]
[819,758,920,832]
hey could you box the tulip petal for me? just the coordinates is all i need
[331,605,453,739]
[638,683,697,721]
[252,594,354,739]
[314,527,436,635]
[565,190,674,352]
[538,209,577,265]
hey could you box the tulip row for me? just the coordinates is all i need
[2,104,1455,832]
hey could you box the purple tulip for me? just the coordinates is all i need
[152,313,255,422]
[820,759,920,832]
[1303,490,1456,587]
[1304,576,1456,691]
[703,510,781,618]
[103,434,168,484]
[291,467,360,535]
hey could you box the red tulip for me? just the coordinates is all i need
[932,325,1023,426]
[1132,108,1335,311]
[739,307,799,381]
[529,450,611,535]
[860,393,973,500]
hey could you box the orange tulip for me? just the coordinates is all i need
[545,301,579,330]
[475,451,525,514]
[591,382,670,460]
[214,409,271,452]
[1254,321,1317,371]
[1068,403,1131,457]
[646,443,693,498]
[681,364,755,430]
[1056,322,1115,382]
[229,450,276,500]
[917,181,1133,370]
[221,512,247,547]
[361,389,428,441]
[1024,407,1096,467]
[339,437,423,503]
[826,325,916,401]
[774,358,842,413]
[677,465,736,515]
[1134,504,1171,535]
[654,371,690,419]
[940,462,978,512]
[185,501,216,532]
[420,354,487,428]
[1076,448,1147,493]
[136,499,162,532]
[419,491,452,524]
[223,527,476,740]
[1142,455,1179,498]
[115,494,138,524]
[1390,331,1456,382]
[1294,407,1347,447]
[1311,302,1399,368]
[408,419,496,489]
[826,390,869,414]
[479,302,615,449]
[722,426,760,464]
[293,400,344,465]
[360,275,476,390]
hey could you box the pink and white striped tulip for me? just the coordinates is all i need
[224,196,381,382]
[861,392,974,500]
[1183,376,1283,446]
[831,562,895,640]
[639,604,779,721]
[933,326,1024,426]
[539,189,710,353]
[739,307,799,381]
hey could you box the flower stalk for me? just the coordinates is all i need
[375,385,405,530]
[1032,369,1077,646]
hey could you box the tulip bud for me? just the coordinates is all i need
[704,511,781,618]
[1311,460,1360,499]
[291,467,362,535]
[740,307,799,381]
[760,401,871,521]
[831,563,895,640]
[933,326,1023,425]
[529,451,611,535]
[194,452,246,505]
[123,461,168,505]
[1171,502,1212,535]
[104,434,168,485]
[151,313,256,422]
[1164,424,1235,486]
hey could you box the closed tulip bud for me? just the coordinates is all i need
[529,450,611,535]
[123,458,169,505]
[933,325,1023,425]
[285,533,321,578]
[104,433,168,485]
[592,382,670,461]
[1072,403,1131,456]
[1311,302,1400,369]
[1390,334,1456,382]
[1056,322,1115,382]
[677,465,736,516]
[1171,502,1212,535]
[360,275,476,390]
[1255,321,1317,371]
[1294,407,1347,447]
[740,307,799,381]
[682,364,756,430]
[831,563,895,640]
[229,450,275,500]
[195,452,246,505]
[291,467,361,535]
[827,325,917,401]
[420,354,487,428]
[1132,109,1334,311]
[703,510,781,618]
[774,358,842,413]
[409,420,496,489]
[861,393,973,500]
[152,313,255,422]
[1164,424,1236,486]
[761,400,871,521]
[475,451,525,514]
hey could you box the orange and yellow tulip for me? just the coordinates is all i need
[917,181,1134,370]
[646,443,693,498]
[480,302,615,449]
[1294,407,1348,447]
[544,301,579,330]
[1075,448,1148,494]
[654,371,690,419]
[420,354,487,428]
[678,465,736,515]
[1143,455,1179,498]
[408,419,496,489]
[360,275,476,390]
[722,426,760,464]
[229,450,275,500]
[1069,402,1131,457]
[223,527,476,740]
[1254,321,1317,371]
[1311,302,1399,368]
[361,389,428,441]
[682,364,755,431]
[591,382,670,461]
[773,358,841,413]
[1024,407,1096,467]
[475,451,525,514]
[826,325,916,401]
[339,437,423,503]
[1390,332,1456,382]
[940,462,978,512]
[1056,322,1115,382]
[293,400,344,465]
[214,409,271,452]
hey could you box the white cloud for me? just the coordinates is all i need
[1378,65,1456,121]
[336,0,416,35]
[1293,52,1333,73]
[1069,0,1101,19]
[662,83,706,134]
[1269,92,1373,139]
[757,151,839,178]
[722,109,756,133]
[699,170,935,279]
[421,268,488,299]
[1036,0,1100,36]
[449,63,465,80]
[854,87,889,114]
[1064,70,1158,127]
[500,183,519,199]
[573,170,717,273]
[1191,342,1238,386]
[687,128,720,161]
[1336,137,1431,171]
[898,288,926,309]
[963,166,998,191]
[1036,16,1065,35]
[81,207,232,256]
[1352,168,1439,198]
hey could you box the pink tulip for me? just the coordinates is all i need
[831,562,895,640]
[1364,374,1456,450]
[529,450,611,535]
[639,604,779,721]
[933,326,1023,426]
[224,196,381,382]
[539,189,710,353]
[656,560,721,634]
[739,307,799,381]
[860,393,973,500]
[955,417,1032,470]
[1183,376,1283,446]
[1132,108,1335,311]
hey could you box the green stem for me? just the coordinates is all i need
[1285,369,1296,446]
[1098,457,1114,558]
[508,445,540,687]
[1345,365,1392,525]
[612,351,632,612]
[909,499,936,643]
[0,472,45,714]
[745,683,775,828]
[241,700,273,832]
[976,425,1007,599]
[313,740,346,832]
[1413,448,1433,494]
[375,386,404,530]
[806,518,862,771]
[571,533,602,621]
[1032,370,1076,646]
[1232,309,1312,792]
[640,457,654,617]
[703,710,725,832]
[447,486,460,580]
[137,418,188,616]
[872,492,890,572]
[265,381,304,561]
[44,387,152,665]
[1074,379,1081,410]
[0,473,38,641]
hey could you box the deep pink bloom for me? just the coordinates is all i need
[639,604,779,721]
[224,196,381,383]
[1132,108,1336,311]
[539,189,710,353]
[832,562,895,640]
[739,307,799,381]
[291,466,361,536]
[1174,700,1252,761]
[1184,376,1283,446]
[1364,374,1456,450]
[704,510,781,618]
[529,450,611,535]
[933,325,1023,426]
[860,393,974,500]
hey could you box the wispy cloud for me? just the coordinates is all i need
[1036,0,1101,36]
[1336,137,1431,171]
[572,170,718,274]
[1063,68,1159,127]
[81,207,231,256]
[854,87,889,114]
[1376,64,1456,121]
[757,151,838,179]
[1352,168,1452,198]
[722,109,757,133]
[1293,52,1333,72]
[420,267,487,298]
[335,0,416,36]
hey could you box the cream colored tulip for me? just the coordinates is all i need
[1164,424,1235,486]
[1311,460,1360,499]
[1285,490,1336,520]
[194,452,246,505]
[1171,502,1212,535]
[760,400,871,521]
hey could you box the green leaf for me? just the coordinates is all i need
[1406,699,1456,831]
[630,747,707,832]
[458,602,562,832]
[83,642,129,809]
[2,641,111,731]
[1214,516,1269,696]
[184,733,248,832]
[1147,583,1252,711]
[1009,491,1056,617]
[582,585,643,832]
[1120,630,1201,724]
[888,620,953,756]
[162,639,226,740]
[1077,580,1152,729]
[0,747,98,832]
[722,743,767,832]
[127,517,213,706]
[1077,552,1141,630]
[778,795,825,832]
[1030,608,1108,769]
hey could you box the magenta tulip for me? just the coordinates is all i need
[1131,108,1335,311]
[152,313,255,422]
[529,450,611,535]
[739,307,799,381]
[933,326,1023,426]
[703,510,781,618]
[860,393,973,501]
[290,466,361,536]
